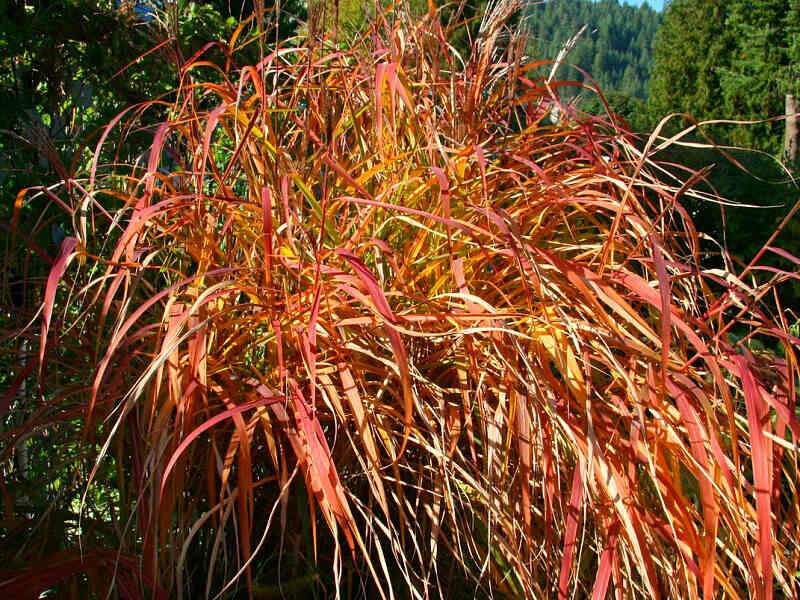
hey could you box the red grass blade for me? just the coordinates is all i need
[558,463,584,600]
[40,236,78,371]
[159,397,279,504]
[734,353,773,600]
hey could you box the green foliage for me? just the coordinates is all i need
[649,0,800,151]
[1,1,146,203]
[648,0,800,309]
[0,0,305,225]
[580,89,651,131]
[718,0,800,150]
[525,0,660,100]
[648,0,731,128]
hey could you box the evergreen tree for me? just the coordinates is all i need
[525,0,660,100]
[719,0,798,150]
[648,0,732,125]
[648,0,800,306]
[650,0,800,153]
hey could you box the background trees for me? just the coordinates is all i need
[647,0,730,128]
[719,0,800,152]
[649,0,800,153]
[646,0,799,306]
[525,0,660,101]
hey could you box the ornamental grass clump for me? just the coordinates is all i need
[3,3,800,599]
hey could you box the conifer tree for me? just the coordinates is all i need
[648,0,732,126]
[525,0,659,100]
[651,0,800,154]
[718,0,795,149]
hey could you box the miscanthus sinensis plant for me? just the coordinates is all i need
[3,2,800,598]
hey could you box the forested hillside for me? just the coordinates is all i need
[526,0,660,99]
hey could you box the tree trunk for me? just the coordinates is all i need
[784,93,798,169]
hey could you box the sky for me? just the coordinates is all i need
[624,0,665,10]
